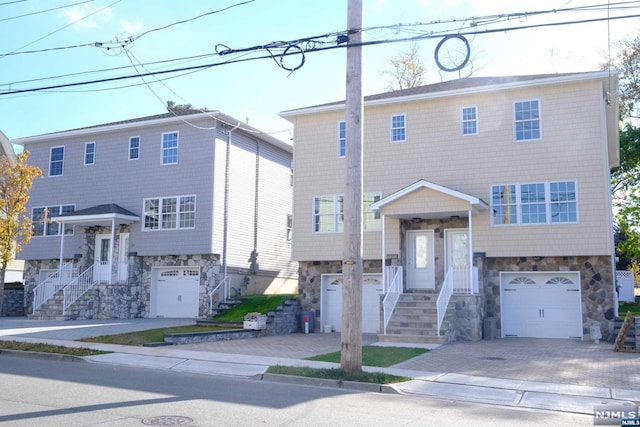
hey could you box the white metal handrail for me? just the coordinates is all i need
[63,263,98,315]
[32,262,76,314]
[436,267,454,337]
[382,266,403,335]
[208,276,228,313]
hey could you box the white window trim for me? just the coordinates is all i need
[312,193,382,233]
[129,136,140,161]
[31,204,76,237]
[312,194,343,234]
[461,105,478,136]
[160,131,179,165]
[142,194,196,231]
[391,113,407,143]
[363,192,382,231]
[49,145,65,177]
[490,180,578,226]
[513,99,542,142]
[337,120,346,158]
[84,142,95,166]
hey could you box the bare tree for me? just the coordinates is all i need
[380,42,426,91]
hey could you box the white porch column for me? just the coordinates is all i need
[381,214,386,292]
[468,209,474,294]
[59,221,65,285]
[108,218,115,284]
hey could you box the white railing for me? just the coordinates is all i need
[452,266,471,294]
[208,276,228,314]
[382,266,403,335]
[63,263,98,315]
[436,266,454,337]
[32,263,77,314]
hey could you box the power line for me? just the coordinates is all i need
[2,9,640,96]
[5,0,121,56]
[0,0,256,58]
[0,0,27,6]
[0,0,96,23]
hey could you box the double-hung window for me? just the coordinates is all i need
[286,214,293,242]
[143,195,196,231]
[313,195,343,233]
[32,204,75,236]
[491,181,577,225]
[363,193,381,231]
[49,146,64,176]
[461,106,478,135]
[129,136,140,160]
[161,132,178,165]
[391,114,406,142]
[84,142,95,165]
[313,194,381,233]
[337,121,346,158]
[514,100,541,141]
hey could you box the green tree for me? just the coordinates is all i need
[0,151,42,311]
[609,35,640,263]
[166,100,194,112]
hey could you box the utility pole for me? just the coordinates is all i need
[341,0,363,373]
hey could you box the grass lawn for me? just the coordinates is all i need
[266,365,410,384]
[0,340,108,356]
[619,302,640,317]
[78,324,236,346]
[305,345,428,368]
[213,294,297,322]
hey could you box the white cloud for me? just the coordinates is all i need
[121,19,143,34]
[61,5,114,30]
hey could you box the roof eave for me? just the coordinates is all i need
[280,71,616,118]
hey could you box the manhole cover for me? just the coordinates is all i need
[478,356,506,361]
[142,416,194,426]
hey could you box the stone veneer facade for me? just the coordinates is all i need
[480,255,615,341]
[297,253,615,342]
[25,253,221,320]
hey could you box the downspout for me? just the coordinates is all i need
[249,139,260,276]
[222,123,240,300]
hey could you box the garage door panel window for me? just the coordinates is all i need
[491,181,577,226]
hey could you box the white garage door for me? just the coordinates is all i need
[151,267,200,318]
[321,274,383,333]
[500,272,582,339]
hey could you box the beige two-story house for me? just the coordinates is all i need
[281,71,619,343]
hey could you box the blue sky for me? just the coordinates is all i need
[1,0,639,143]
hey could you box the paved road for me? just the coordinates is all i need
[0,355,593,427]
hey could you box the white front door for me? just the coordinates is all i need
[117,233,129,282]
[406,230,435,290]
[94,234,111,283]
[445,229,470,292]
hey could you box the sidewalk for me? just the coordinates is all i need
[1,318,639,416]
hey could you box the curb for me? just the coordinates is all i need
[0,348,87,363]
[260,373,399,394]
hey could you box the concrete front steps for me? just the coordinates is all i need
[377,291,450,345]
[28,288,99,321]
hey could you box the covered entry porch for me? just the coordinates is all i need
[31,204,139,318]
[371,180,488,341]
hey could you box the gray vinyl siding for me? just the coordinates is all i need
[17,112,295,286]
[19,120,217,259]
[211,129,295,277]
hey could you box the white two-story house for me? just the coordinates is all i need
[14,110,297,320]
[281,71,619,343]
